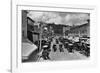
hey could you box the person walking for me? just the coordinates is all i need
[59,43,64,52]
[52,44,57,52]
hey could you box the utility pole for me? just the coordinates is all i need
[39,22,42,52]
[39,22,45,52]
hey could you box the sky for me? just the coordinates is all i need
[27,11,90,26]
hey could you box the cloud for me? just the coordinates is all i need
[64,13,90,26]
[27,11,62,23]
[45,13,62,24]
[27,11,44,21]
[27,11,90,26]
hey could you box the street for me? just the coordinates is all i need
[38,38,88,62]
[22,10,90,63]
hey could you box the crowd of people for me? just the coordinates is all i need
[34,35,90,60]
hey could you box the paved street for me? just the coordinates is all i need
[49,48,87,61]
[38,48,87,62]
[38,38,88,62]
[22,37,88,62]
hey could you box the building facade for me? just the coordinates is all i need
[68,21,90,37]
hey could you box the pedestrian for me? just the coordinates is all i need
[59,43,64,52]
[41,43,51,60]
[42,49,50,60]
[56,39,59,44]
[53,44,57,52]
